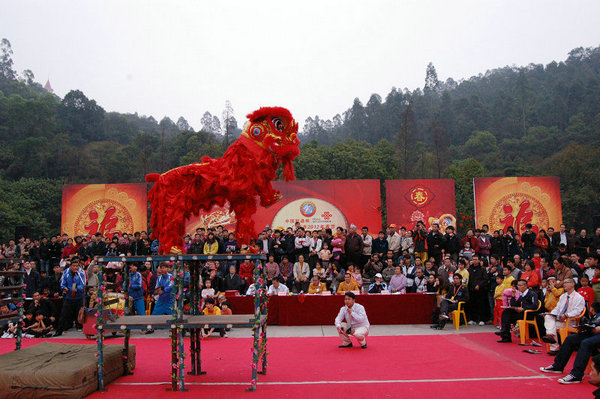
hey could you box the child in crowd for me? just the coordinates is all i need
[318,243,332,269]
[313,261,328,282]
[493,275,504,328]
[458,241,475,260]
[578,275,595,305]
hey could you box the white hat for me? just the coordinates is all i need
[375,273,383,278]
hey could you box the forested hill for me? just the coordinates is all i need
[0,37,599,241]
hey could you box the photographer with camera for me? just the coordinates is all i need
[335,292,370,349]
[540,301,600,384]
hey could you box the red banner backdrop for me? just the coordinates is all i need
[184,179,382,235]
[474,177,562,235]
[385,179,456,230]
[61,184,148,237]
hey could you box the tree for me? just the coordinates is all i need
[394,102,416,178]
[222,100,238,146]
[515,69,532,137]
[424,62,441,96]
[0,38,16,81]
[176,116,191,131]
[59,90,106,143]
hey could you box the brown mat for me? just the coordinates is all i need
[0,342,135,398]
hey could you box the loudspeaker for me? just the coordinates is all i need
[14,225,32,240]
[593,215,600,230]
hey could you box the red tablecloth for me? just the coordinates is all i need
[226,293,436,325]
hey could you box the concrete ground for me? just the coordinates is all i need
[46,323,497,339]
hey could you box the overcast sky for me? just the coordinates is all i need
[2,0,600,131]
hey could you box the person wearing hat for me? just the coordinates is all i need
[335,292,370,348]
[368,273,388,293]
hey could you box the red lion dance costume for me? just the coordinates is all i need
[146,107,300,254]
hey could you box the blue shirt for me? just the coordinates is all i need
[155,273,173,304]
[128,271,144,300]
[60,268,86,300]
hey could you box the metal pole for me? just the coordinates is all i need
[97,261,105,391]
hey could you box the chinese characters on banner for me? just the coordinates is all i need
[473,177,562,235]
[184,180,382,235]
[385,179,456,230]
[61,184,148,237]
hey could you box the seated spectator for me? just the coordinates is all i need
[521,260,540,288]
[27,291,57,326]
[389,266,407,294]
[540,302,600,384]
[293,254,310,293]
[363,253,384,280]
[414,268,427,293]
[279,256,294,287]
[542,278,585,354]
[0,304,17,338]
[426,275,438,293]
[496,279,539,343]
[347,264,363,287]
[246,283,257,296]
[423,259,436,278]
[328,262,345,292]
[223,265,243,293]
[368,273,388,293]
[402,257,417,293]
[456,258,470,286]
[312,261,328,282]
[201,297,226,338]
[336,273,360,294]
[22,310,37,338]
[308,275,327,294]
[201,279,216,308]
[267,279,290,296]
[381,259,395,282]
[264,255,280,283]
[239,259,255,286]
[432,274,469,330]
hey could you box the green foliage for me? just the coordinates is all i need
[1,37,600,238]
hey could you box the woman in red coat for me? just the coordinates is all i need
[239,260,255,285]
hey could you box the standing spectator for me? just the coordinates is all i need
[344,225,363,271]
[188,233,204,254]
[477,230,491,260]
[203,232,219,255]
[151,262,174,315]
[389,266,407,293]
[372,231,388,259]
[401,256,417,293]
[318,243,332,269]
[575,229,591,260]
[426,223,445,264]
[360,227,372,270]
[54,258,86,336]
[23,261,41,298]
[239,259,255,288]
[534,229,549,258]
[461,229,480,254]
[467,255,489,326]
[520,224,537,259]
[444,226,461,261]
[294,228,311,261]
[127,263,145,316]
[308,230,322,268]
[39,237,51,274]
[387,224,401,259]
[413,222,428,262]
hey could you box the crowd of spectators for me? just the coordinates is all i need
[2,221,600,347]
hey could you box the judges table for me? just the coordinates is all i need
[227,293,436,325]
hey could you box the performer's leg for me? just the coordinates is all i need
[338,322,352,345]
[352,326,369,346]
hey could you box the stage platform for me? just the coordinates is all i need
[226,293,436,325]
[0,332,594,399]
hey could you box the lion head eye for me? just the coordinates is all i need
[271,117,284,132]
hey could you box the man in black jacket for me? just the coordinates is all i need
[23,261,41,298]
[433,274,469,330]
[496,279,539,342]
[443,226,461,261]
[467,255,489,325]
[426,223,445,265]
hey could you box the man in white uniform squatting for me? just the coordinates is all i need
[335,291,370,349]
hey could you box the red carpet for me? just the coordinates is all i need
[0,333,594,398]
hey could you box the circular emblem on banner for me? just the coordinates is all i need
[300,201,316,217]
[73,199,134,237]
[405,184,435,209]
[273,198,347,231]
